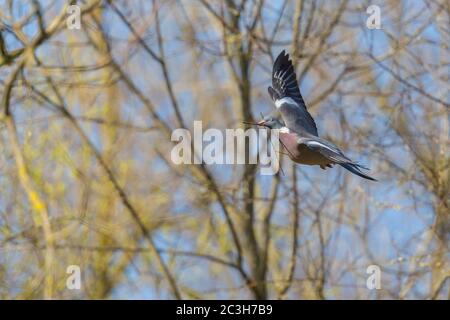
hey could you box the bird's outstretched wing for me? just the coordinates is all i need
[268,50,318,136]
[301,137,377,181]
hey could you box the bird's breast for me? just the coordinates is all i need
[279,133,330,166]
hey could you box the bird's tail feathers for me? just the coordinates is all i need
[339,163,377,181]
[354,162,370,170]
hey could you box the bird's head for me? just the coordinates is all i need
[256,117,284,129]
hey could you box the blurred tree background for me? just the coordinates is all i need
[0,0,448,299]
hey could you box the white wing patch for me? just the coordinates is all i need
[306,140,337,153]
[279,126,290,133]
[275,97,297,109]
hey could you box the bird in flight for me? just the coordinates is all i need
[259,50,376,181]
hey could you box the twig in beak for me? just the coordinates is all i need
[242,121,267,127]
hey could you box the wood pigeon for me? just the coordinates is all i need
[261,50,377,181]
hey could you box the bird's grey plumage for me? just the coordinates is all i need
[259,118,377,181]
[298,136,355,165]
[264,50,378,181]
[299,137,376,180]
[268,50,318,136]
